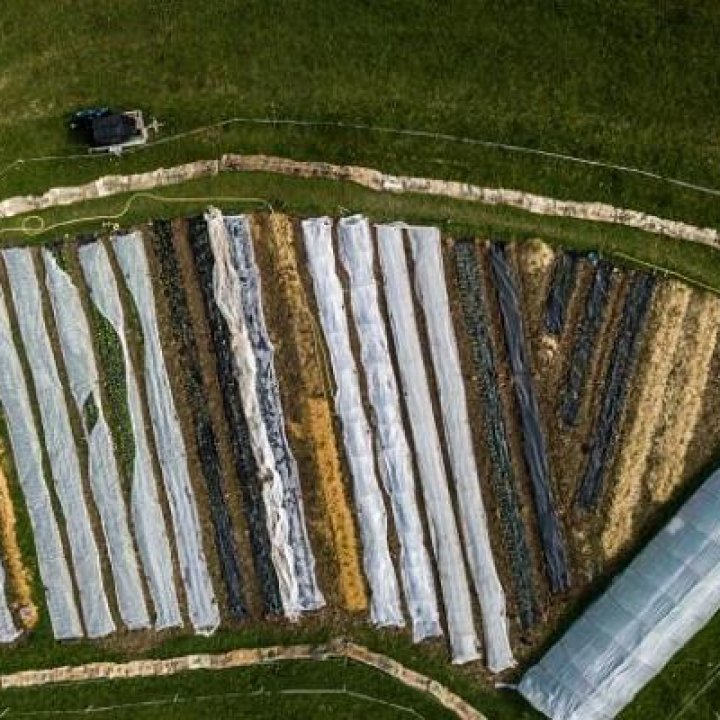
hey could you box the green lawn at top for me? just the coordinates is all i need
[0,1,719,229]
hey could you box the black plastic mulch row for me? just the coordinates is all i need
[489,243,571,594]
[559,260,614,426]
[545,251,578,336]
[575,272,656,510]
[454,240,538,630]
[152,219,247,619]
[188,216,283,615]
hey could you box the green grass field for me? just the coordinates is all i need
[1,2,720,718]
[0,1,719,229]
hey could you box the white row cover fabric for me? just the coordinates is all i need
[205,209,300,618]
[0,559,19,642]
[113,232,219,635]
[338,215,441,642]
[43,250,150,631]
[3,248,114,639]
[225,214,325,613]
[79,241,183,631]
[408,227,515,672]
[519,463,720,720]
[376,224,479,664]
[302,217,404,628]
[0,283,81,639]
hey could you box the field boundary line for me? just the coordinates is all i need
[0,640,486,720]
[2,115,720,199]
[0,154,716,251]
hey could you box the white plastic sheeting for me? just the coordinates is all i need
[205,210,300,618]
[225,214,324,613]
[519,463,720,720]
[79,241,182,631]
[113,232,219,634]
[0,560,19,642]
[302,217,404,628]
[376,223,479,664]
[408,227,515,673]
[3,248,114,639]
[43,250,150,631]
[338,215,440,642]
[0,283,81,639]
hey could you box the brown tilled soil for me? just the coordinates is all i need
[142,226,229,620]
[0,444,36,629]
[260,213,367,614]
[442,236,524,648]
[169,218,263,619]
[648,291,720,505]
[476,241,551,641]
[600,281,691,561]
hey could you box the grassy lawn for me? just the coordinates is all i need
[0,659,462,719]
[0,1,718,229]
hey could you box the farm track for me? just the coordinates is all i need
[150,220,247,620]
[648,292,720,505]
[602,282,691,560]
[265,213,366,614]
[188,216,283,616]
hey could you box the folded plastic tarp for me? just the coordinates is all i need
[113,232,219,635]
[489,243,570,593]
[520,462,720,720]
[302,217,403,628]
[225,214,324,613]
[44,249,150,631]
[0,282,80,639]
[205,210,300,618]
[80,241,182,630]
[409,227,515,672]
[376,223,479,664]
[338,215,440,642]
[4,247,114,638]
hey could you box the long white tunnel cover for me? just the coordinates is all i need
[408,226,515,672]
[0,283,79,638]
[225,214,324,613]
[302,216,404,628]
[205,209,300,618]
[520,463,720,720]
[79,241,182,630]
[4,247,114,639]
[376,223,479,663]
[338,215,440,642]
[113,232,219,634]
[43,249,150,631]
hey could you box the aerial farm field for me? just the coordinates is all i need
[0,3,719,720]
